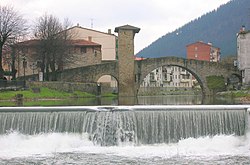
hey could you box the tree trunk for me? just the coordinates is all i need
[0,45,4,79]
[50,59,57,81]
[11,47,17,80]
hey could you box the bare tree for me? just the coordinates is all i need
[33,14,73,81]
[0,5,27,79]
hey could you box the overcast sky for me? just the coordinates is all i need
[1,0,230,53]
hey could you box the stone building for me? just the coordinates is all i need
[186,41,220,62]
[12,39,101,78]
[12,25,118,84]
[237,26,250,86]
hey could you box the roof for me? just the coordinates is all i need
[134,56,145,61]
[14,39,101,47]
[66,25,117,37]
[238,30,250,35]
[67,40,101,47]
[186,41,219,49]
[115,25,140,33]
[14,39,41,46]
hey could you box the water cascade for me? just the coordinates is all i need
[0,105,248,146]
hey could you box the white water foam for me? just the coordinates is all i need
[0,132,249,159]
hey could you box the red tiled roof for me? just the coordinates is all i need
[186,41,219,49]
[15,39,41,46]
[14,39,101,47]
[67,40,101,47]
[134,56,145,61]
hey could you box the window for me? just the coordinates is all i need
[81,47,87,54]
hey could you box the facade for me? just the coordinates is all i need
[237,27,250,86]
[186,41,220,62]
[66,25,117,61]
[13,39,101,78]
[141,66,194,88]
[66,25,118,85]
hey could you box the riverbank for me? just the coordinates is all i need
[217,90,250,103]
[0,87,118,106]
[0,87,96,101]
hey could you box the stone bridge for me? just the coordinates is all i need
[57,56,240,96]
[54,24,240,97]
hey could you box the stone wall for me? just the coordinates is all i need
[28,81,98,95]
[138,87,199,96]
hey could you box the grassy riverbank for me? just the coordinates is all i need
[217,89,250,103]
[0,87,95,101]
[0,87,118,106]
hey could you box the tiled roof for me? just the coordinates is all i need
[186,41,219,49]
[67,40,101,47]
[14,39,101,47]
[66,26,117,37]
[15,39,41,46]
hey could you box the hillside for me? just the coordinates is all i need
[136,0,250,58]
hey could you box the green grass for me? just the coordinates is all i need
[220,90,250,98]
[231,91,249,97]
[101,93,118,97]
[0,87,95,101]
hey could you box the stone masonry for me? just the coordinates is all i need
[114,25,140,97]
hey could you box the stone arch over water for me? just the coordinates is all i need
[136,57,239,96]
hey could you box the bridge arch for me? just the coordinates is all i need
[138,64,205,96]
[136,57,240,96]
[96,74,119,94]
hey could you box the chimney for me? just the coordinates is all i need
[88,36,92,42]
[77,23,80,27]
[240,25,245,32]
[108,29,111,34]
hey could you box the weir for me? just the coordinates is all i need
[0,105,249,146]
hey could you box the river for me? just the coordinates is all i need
[0,96,249,165]
[0,95,239,106]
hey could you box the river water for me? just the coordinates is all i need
[0,95,239,106]
[0,131,250,164]
[0,96,249,164]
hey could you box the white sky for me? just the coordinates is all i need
[1,0,231,53]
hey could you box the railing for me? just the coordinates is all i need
[0,80,25,90]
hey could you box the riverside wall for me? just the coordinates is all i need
[28,81,98,95]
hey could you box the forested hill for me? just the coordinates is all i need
[136,0,250,58]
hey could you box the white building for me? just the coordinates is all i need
[141,66,194,88]
[237,26,250,86]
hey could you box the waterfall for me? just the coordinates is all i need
[0,107,247,146]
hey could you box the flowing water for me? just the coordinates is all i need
[0,106,249,164]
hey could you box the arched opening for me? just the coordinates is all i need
[138,65,202,96]
[97,75,118,95]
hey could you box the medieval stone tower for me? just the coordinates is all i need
[114,25,140,97]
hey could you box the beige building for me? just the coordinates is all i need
[67,25,117,61]
[66,25,118,85]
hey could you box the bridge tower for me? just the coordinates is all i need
[115,25,140,97]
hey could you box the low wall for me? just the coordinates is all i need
[138,87,200,96]
[28,81,98,95]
